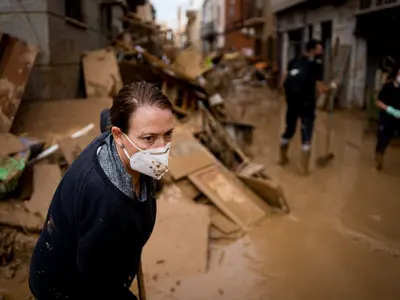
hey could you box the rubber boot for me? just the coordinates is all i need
[300,150,311,175]
[279,144,289,166]
[375,152,384,171]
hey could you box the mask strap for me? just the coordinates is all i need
[123,133,144,152]
[122,147,131,160]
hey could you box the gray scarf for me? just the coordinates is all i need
[97,134,147,202]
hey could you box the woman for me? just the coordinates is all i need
[375,67,400,170]
[29,82,174,299]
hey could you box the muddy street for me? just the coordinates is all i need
[142,85,400,300]
[2,86,400,300]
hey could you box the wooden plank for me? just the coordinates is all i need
[82,48,123,98]
[169,130,216,180]
[142,201,210,279]
[175,178,202,200]
[24,164,61,221]
[0,34,39,133]
[238,174,288,211]
[209,206,240,234]
[188,164,267,228]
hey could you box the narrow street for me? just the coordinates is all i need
[143,85,400,300]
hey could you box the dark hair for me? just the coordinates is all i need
[110,81,172,133]
[306,39,322,52]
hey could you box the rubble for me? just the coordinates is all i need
[0,18,289,298]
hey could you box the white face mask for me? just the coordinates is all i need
[122,134,170,180]
[397,76,400,84]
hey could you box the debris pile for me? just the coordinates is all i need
[0,20,287,295]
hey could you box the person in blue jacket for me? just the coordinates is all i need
[29,81,174,299]
[375,66,400,170]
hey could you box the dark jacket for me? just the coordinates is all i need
[29,133,157,300]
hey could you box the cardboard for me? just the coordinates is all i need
[12,98,112,144]
[189,165,267,228]
[24,164,61,221]
[0,200,42,232]
[0,133,25,157]
[82,48,123,98]
[58,130,97,165]
[169,130,215,180]
[0,33,39,133]
[142,201,210,278]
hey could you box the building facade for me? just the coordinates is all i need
[201,0,226,53]
[273,0,400,110]
[0,0,132,101]
[273,0,362,108]
[224,0,254,51]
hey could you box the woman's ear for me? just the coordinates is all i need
[111,126,124,147]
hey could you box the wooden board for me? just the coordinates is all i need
[188,165,267,228]
[0,33,39,133]
[169,130,216,180]
[82,48,123,98]
[24,164,61,221]
[209,206,240,234]
[238,174,284,210]
[142,201,210,279]
[175,178,202,200]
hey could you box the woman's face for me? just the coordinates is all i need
[120,106,175,155]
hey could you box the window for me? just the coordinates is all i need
[65,0,84,23]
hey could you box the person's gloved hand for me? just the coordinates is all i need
[386,106,400,119]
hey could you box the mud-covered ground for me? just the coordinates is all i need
[2,85,400,300]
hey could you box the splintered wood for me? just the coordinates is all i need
[189,165,267,228]
[82,48,123,98]
[24,164,61,221]
[142,201,210,279]
[0,32,39,133]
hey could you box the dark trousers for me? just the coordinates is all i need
[282,96,316,145]
[376,113,400,154]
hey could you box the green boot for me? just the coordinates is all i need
[279,144,289,166]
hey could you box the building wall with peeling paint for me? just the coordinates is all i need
[0,0,126,101]
[275,0,367,108]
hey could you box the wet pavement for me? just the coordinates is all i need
[145,85,400,300]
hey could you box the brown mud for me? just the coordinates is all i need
[2,86,400,300]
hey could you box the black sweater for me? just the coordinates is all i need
[29,133,157,300]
